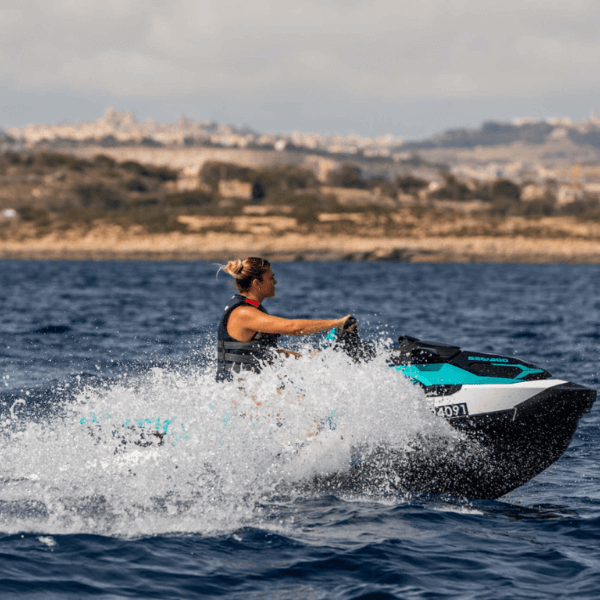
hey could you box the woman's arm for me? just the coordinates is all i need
[227,306,352,342]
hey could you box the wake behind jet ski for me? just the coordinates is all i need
[318,328,596,499]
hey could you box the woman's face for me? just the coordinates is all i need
[255,268,277,298]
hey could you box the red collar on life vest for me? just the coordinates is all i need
[244,298,261,308]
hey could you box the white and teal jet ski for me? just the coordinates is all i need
[315,330,596,499]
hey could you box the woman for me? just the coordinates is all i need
[217,257,354,381]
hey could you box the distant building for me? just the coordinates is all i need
[557,185,584,205]
[218,180,253,200]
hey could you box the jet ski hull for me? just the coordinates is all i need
[313,382,594,499]
[315,334,597,499]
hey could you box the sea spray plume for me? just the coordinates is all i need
[0,344,464,536]
[236,341,463,492]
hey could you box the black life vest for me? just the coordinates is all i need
[216,294,280,381]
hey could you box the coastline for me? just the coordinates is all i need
[2,146,600,264]
[2,228,600,263]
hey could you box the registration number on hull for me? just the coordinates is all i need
[435,403,469,418]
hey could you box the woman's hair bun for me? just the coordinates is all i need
[224,259,244,279]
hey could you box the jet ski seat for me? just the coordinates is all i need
[394,335,461,364]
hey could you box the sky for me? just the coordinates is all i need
[1,0,599,140]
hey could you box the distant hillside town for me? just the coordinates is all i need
[4,107,600,157]
[2,108,401,159]
[3,107,600,199]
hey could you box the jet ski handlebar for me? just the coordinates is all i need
[340,316,357,331]
[333,316,376,362]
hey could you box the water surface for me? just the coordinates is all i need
[0,261,599,599]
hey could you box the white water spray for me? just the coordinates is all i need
[0,343,461,536]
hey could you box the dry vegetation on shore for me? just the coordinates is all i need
[1,150,600,262]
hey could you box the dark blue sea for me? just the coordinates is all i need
[0,260,599,599]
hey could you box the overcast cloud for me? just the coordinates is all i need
[1,0,599,137]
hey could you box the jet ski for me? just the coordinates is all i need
[79,323,596,500]
[314,329,596,499]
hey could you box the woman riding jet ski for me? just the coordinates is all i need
[215,257,596,499]
[216,257,354,382]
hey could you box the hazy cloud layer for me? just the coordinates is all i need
[1,0,599,134]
